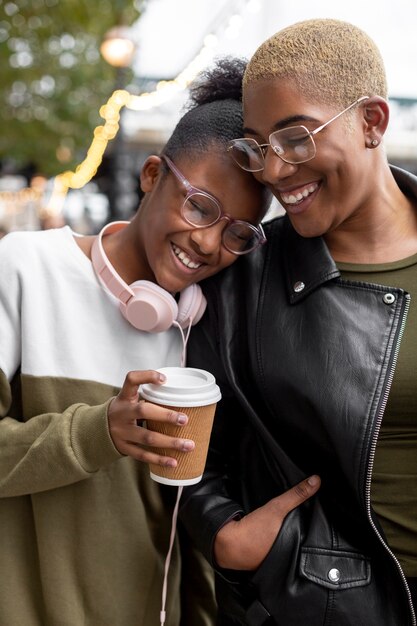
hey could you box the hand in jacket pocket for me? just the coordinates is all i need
[213,475,321,570]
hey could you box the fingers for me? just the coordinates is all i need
[121,423,195,453]
[112,424,195,467]
[121,444,178,467]
[114,369,190,425]
[276,475,321,514]
[107,370,197,466]
[214,475,321,571]
[118,369,166,402]
[136,399,189,426]
[109,410,195,457]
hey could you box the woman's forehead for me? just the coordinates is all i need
[243,78,327,135]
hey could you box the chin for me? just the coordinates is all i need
[158,277,187,295]
[289,217,327,239]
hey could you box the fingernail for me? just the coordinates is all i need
[176,413,188,425]
[181,440,195,451]
[165,458,177,468]
[158,373,166,383]
[308,475,320,487]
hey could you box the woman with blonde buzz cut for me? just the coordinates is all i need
[179,18,417,626]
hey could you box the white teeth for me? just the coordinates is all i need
[172,244,201,269]
[281,184,317,205]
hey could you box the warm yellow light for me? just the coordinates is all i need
[56,145,73,163]
[46,0,259,216]
[100,26,136,68]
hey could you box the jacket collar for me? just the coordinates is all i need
[282,219,339,303]
[280,165,417,304]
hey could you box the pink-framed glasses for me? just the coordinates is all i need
[161,155,266,255]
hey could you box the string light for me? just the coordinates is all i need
[0,188,43,207]
[46,0,261,215]
[0,187,45,230]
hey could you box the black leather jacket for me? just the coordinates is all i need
[181,166,417,626]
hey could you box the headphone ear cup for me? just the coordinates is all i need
[120,280,178,333]
[176,283,207,329]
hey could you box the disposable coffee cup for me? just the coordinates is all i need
[139,367,221,486]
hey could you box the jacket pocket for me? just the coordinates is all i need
[244,502,403,626]
[300,546,371,590]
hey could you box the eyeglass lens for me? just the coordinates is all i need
[182,193,262,254]
[228,139,265,172]
[183,193,220,227]
[270,126,315,163]
[229,126,316,171]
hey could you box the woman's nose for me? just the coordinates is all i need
[261,146,298,185]
[190,221,225,255]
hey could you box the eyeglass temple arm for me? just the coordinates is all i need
[258,222,267,240]
[161,154,193,192]
[310,96,369,136]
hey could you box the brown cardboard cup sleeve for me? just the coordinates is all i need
[139,367,221,486]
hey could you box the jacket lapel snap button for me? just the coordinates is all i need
[294,281,305,293]
[383,293,395,304]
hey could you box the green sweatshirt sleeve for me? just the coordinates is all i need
[0,371,122,497]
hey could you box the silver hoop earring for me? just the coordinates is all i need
[370,139,379,147]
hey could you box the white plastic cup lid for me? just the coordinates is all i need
[139,366,221,407]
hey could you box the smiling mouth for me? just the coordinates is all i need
[172,243,202,269]
[280,182,318,206]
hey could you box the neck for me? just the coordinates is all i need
[74,221,152,284]
[326,182,417,265]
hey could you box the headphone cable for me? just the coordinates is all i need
[173,318,193,367]
[159,316,193,624]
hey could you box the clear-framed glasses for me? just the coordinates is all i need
[227,96,369,171]
[161,155,266,255]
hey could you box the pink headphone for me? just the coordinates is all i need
[91,221,207,333]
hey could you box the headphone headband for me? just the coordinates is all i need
[91,221,133,304]
[91,221,207,333]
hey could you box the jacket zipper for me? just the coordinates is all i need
[364,293,415,625]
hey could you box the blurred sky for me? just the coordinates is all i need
[132,0,417,99]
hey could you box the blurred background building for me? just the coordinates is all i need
[1,0,416,234]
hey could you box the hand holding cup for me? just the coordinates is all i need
[108,369,196,467]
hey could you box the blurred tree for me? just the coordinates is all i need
[0,0,142,177]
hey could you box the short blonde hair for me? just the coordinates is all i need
[243,18,388,107]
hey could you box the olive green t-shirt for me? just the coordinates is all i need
[338,253,417,576]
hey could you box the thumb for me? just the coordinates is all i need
[277,475,321,515]
[118,370,166,402]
